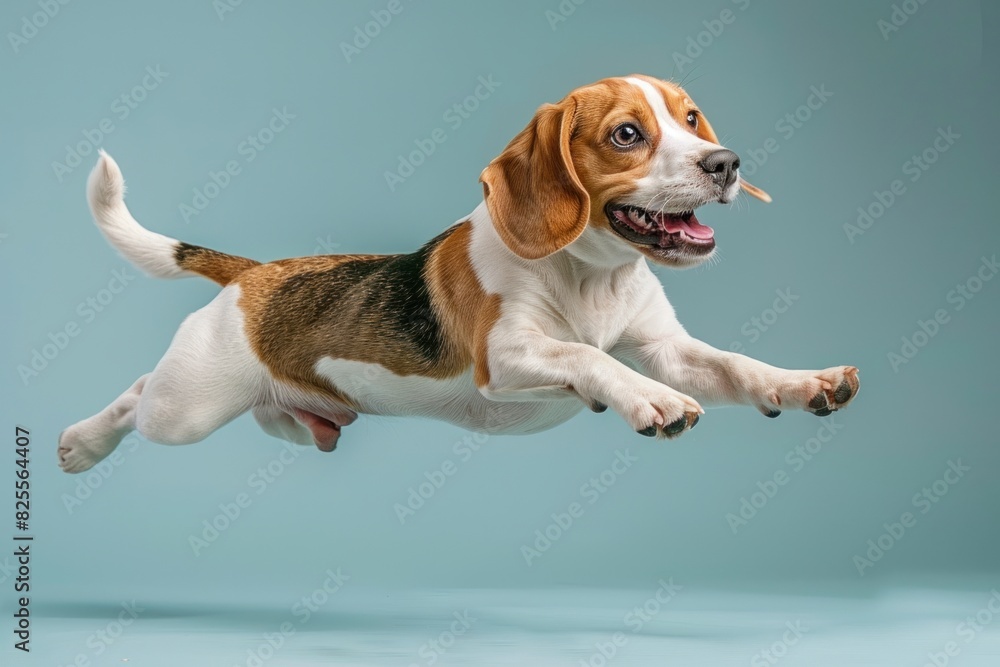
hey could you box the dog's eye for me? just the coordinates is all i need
[686,111,699,130]
[610,123,642,148]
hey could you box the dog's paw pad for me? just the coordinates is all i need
[808,393,828,411]
[664,416,687,436]
[834,380,853,404]
[807,366,859,415]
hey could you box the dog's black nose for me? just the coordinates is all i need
[698,149,740,189]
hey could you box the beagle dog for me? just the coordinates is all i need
[58,74,859,473]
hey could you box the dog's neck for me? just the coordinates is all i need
[467,201,646,288]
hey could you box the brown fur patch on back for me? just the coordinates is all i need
[236,222,499,403]
[424,222,502,387]
[175,242,261,286]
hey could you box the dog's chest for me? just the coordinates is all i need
[314,358,582,434]
[527,274,645,351]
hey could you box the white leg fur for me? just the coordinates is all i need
[133,286,265,445]
[59,286,267,472]
[481,330,703,436]
[58,374,148,473]
[617,293,860,416]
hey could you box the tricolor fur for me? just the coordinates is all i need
[59,75,858,474]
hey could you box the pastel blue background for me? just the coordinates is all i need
[1,0,998,664]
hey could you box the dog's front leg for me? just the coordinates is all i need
[616,329,860,419]
[480,331,702,438]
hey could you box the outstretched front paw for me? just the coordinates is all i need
[618,380,703,440]
[759,366,860,417]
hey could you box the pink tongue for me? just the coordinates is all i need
[663,214,714,240]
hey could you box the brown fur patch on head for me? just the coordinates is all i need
[562,77,665,236]
[631,75,720,144]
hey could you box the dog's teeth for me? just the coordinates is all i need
[628,209,642,225]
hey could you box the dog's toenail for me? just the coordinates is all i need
[765,409,781,418]
[637,425,657,437]
[689,414,700,429]
[591,401,608,413]
[814,407,833,417]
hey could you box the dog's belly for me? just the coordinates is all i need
[313,358,583,434]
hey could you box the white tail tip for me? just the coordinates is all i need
[87,149,127,212]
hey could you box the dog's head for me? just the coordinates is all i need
[480,75,770,267]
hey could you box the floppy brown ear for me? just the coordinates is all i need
[479,98,589,260]
[697,114,772,204]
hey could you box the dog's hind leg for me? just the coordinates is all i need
[59,286,266,473]
[59,374,149,473]
[131,286,264,447]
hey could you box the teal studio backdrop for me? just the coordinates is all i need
[2,1,999,665]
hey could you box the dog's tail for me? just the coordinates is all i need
[86,150,260,286]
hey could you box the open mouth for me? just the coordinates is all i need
[606,203,716,255]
